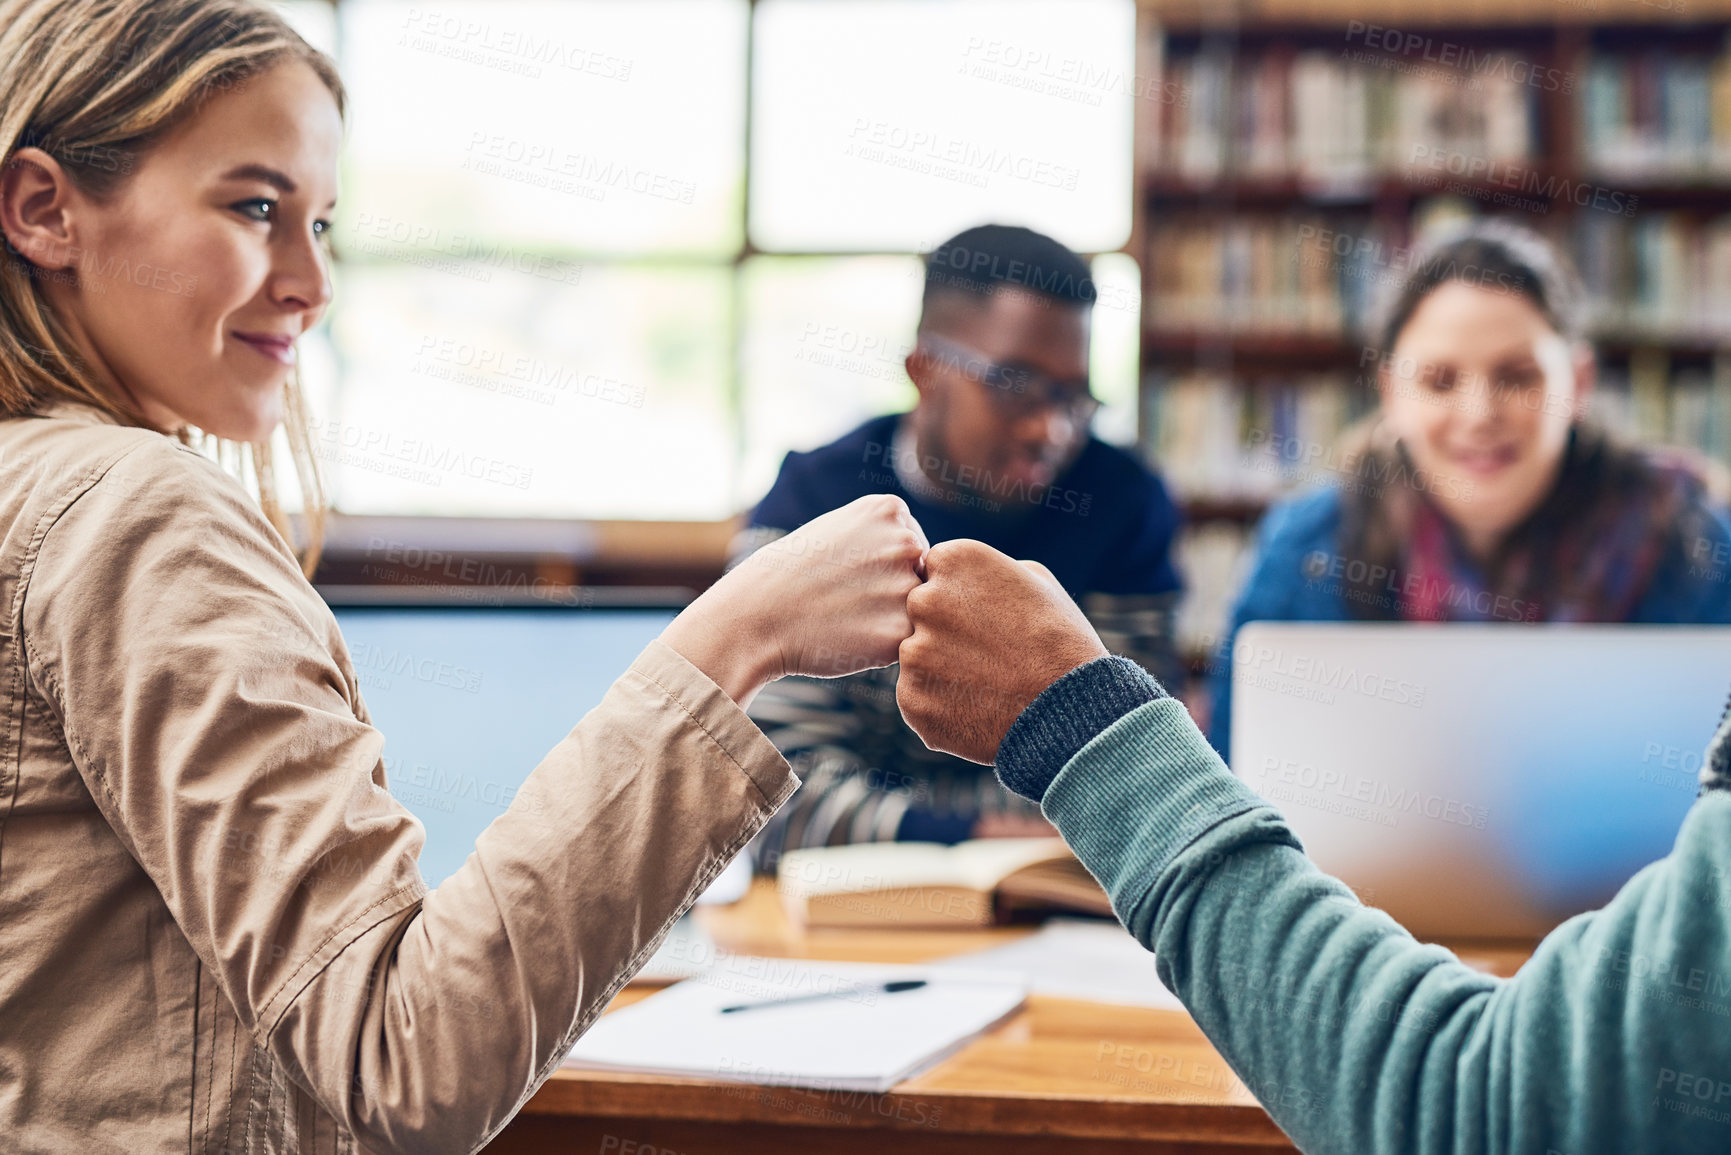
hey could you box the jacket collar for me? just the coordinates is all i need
[32,399,135,427]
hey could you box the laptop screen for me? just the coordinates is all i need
[326,597,680,887]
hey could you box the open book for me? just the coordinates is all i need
[776,837,1113,929]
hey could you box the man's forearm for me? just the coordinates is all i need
[1019,686,1483,1153]
[999,659,1731,1154]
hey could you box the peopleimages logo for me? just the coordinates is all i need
[315,421,534,491]
[844,119,1081,191]
[1233,637,1427,708]
[1300,550,1541,623]
[1406,145,1639,216]
[861,440,1092,516]
[1253,757,1490,830]
[1344,21,1574,92]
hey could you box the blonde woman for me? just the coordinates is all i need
[0,2,927,1151]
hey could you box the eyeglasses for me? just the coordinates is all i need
[917,335,1100,428]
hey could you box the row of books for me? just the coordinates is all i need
[1145,356,1731,507]
[1141,372,1372,502]
[1153,45,1537,183]
[1147,214,1397,335]
[1580,49,1731,179]
[1149,373,1367,663]
[1173,520,1252,675]
[1153,43,1731,185]
[1149,211,1731,342]
[1595,351,1731,467]
[1575,212,1731,340]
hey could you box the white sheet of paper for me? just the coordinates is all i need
[933,920,1187,1012]
[565,956,1027,1092]
[632,914,718,984]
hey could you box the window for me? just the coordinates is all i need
[278,0,1137,520]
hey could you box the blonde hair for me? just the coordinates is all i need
[0,0,343,576]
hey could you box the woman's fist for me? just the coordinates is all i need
[661,495,927,705]
[743,494,929,680]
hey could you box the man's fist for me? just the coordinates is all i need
[897,540,1108,764]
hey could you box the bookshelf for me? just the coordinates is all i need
[1132,1,1731,666]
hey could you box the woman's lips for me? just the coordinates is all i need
[233,332,297,366]
[1448,444,1519,477]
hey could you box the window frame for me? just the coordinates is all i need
[293,0,1139,579]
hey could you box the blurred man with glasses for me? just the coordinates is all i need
[736,224,1184,865]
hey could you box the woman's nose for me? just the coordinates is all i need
[1454,373,1502,424]
[272,231,333,314]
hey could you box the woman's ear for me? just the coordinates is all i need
[0,147,80,273]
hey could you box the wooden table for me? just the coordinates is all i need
[485,881,1531,1154]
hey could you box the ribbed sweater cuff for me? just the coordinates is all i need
[993,655,1166,802]
[1043,698,1294,940]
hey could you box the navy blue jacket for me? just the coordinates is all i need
[744,413,1184,855]
[751,414,1182,599]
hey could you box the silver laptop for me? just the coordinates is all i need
[1230,623,1731,940]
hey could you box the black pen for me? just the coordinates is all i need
[718,979,928,1014]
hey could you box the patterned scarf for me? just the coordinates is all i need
[1337,424,1709,625]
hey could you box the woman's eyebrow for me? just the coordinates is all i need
[220,163,296,192]
[219,164,336,210]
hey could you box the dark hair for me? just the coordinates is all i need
[1372,217,1584,353]
[920,224,1095,326]
[1339,219,1709,622]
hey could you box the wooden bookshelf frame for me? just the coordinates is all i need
[1138,0,1731,29]
[1136,5,1731,524]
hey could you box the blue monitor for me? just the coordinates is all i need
[324,588,683,888]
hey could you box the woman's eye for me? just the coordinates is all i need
[233,198,275,223]
[313,219,332,243]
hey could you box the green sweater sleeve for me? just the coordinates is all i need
[1043,697,1731,1155]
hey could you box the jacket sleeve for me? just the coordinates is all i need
[1092,464,1184,598]
[21,439,796,1155]
[1206,500,1311,761]
[1040,693,1731,1155]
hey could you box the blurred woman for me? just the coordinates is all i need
[1210,218,1731,759]
[0,2,926,1151]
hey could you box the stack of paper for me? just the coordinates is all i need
[934,920,1187,1012]
[566,956,1027,1092]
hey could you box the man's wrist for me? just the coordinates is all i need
[993,656,1168,802]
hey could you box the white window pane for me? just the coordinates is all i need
[740,253,1140,509]
[738,256,923,507]
[752,0,1134,252]
[325,263,733,519]
[272,0,337,56]
[1090,251,1140,447]
[338,1,746,257]
[276,319,342,513]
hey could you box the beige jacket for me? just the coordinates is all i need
[0,404,796,1154]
